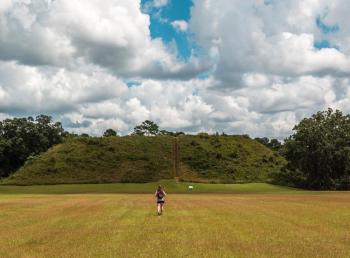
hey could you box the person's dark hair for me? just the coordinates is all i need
[157,185,162,191]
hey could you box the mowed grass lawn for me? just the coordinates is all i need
[0,180,297,194]
[0,187,349,257]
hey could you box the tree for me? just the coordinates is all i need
[255,137,270,146]
[269,139,282,150]
[159,130,185,136]
[34,115,65,150]
[103,129,117,137]
[159,130,171,136]
[133,120,159,136]
[255,137,282,151]
[0,115,66,177]
[283,108,350,190]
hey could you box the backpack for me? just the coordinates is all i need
[156,190,164,199]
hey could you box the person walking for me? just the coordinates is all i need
[155,185,166,215]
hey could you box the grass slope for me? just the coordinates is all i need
[179,135,286,183]
[1,193,349,257]
[4,136,174,185]
[3,135,286,185]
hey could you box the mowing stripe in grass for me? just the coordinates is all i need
[0,181,300,195]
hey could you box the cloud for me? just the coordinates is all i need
[62,78,215,135]
[62,112,129,136]
[125,98,151,124]
[0,61,127,114]
[142,0,169,13]
[0,0,12,14]
[171,20,188,32]
[0,58,348,139]
[0,113,12,121]
[190,0,350,87]
[0,0,205,79]
[1,0,350,139]
[153,0,169,8]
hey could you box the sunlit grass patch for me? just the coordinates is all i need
[0,193,349,257]
[0,180,298,194]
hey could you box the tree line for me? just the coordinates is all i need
[0,115,66,177]
[103,120,185,137]
[281,109,350,190]
[1,109,350,190]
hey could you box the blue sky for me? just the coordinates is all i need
[141,0,194,60]
[314,14,339,50]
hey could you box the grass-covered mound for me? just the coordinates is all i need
[179,135,286,183]
[2,135,287,185]
[4,136,174,185]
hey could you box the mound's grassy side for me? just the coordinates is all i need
[179,135,286,183]
[3,136,174,185]
[2,135,287,185]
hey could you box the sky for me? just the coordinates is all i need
[1,0,350,139]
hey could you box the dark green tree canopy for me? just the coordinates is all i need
[133,120,159,136]
[103,129,117,137]
[159,130,185,136]
[269,139,282,150]
[255,137,282,151]
[0,115,65,177]
[255,137,269,146]
[284,108,350,190]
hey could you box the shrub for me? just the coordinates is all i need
[198,132,209,139]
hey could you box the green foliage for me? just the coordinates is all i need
[283,108,350,190]
[0,115,65,177]
[159,130,185,136]
[197,132,209,139]
[271,165,307,188]
[255,137,282,151]
[133,120,159,136]
[103,129,117,137]
[255,137,270,146]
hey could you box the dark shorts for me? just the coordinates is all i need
[157,200,165,204]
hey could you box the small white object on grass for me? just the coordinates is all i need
[188,185,194,190]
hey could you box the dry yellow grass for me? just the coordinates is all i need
[0,193,349,258]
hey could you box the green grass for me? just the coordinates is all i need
[179,135,286,182]
[0,193,349,257]
[0,181,297,194]
[3,135,286,185]
[4,136,175,185]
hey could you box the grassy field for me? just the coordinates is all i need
[0,180,297,194]
[0,191,349,258]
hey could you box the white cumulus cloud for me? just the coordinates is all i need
[153,0,169,8]
[0,0,205,79]
[171,20,188,32]
[1,0,350,139]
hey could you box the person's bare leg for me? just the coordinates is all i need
[157,203,161,215]
[160,203,164,214]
